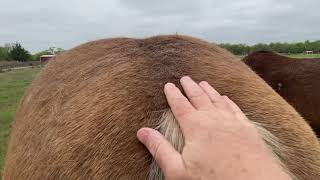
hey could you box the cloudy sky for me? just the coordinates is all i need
[0,0,319,53]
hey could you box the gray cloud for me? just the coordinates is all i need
[0,0,319,53]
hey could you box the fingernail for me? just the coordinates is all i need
[180,76,191,82]
[199,81,208,86]
[137,128,150,143]
[164,83,176,90]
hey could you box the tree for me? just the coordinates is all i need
[8,42,31,61]
[48,47,65,55]
[250,43,271,52]
[0,46,9,61]
[31,50,53,61]
[219,40,320,55]
[219,43,250,55]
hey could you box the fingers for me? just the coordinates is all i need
[137,128,185,177]
[224,96,248,120]
[224,96,242,113]
[164,83,196,118]
[198,81,230,110]
[180,76,212,109]
[199,81,221,102]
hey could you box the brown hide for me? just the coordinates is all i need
[243,51,320,136]
[3,36,320,180]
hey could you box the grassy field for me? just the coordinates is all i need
[287,53,320,59]
[236,53,320,59]
[0,67,41,177]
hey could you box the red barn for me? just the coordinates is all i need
[40,55,55,62]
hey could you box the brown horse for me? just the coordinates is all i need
[243,51,320,136]
[3,36,320,180]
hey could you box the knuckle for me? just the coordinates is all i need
[173,107,192,119]
[173,96,189,104]
[216,96,229,106]
[189,90,205,100]
[174,108,191,119]
[149,143,160,158]
[152,141,165,163]
[148,137,161,155]
[147,132,165,158]
[172,98,191,116]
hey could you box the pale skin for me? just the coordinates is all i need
[137,76,292,180]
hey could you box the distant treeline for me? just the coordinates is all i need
[2,40,320,61]
[219,40,320,55]
[0,42,64,62]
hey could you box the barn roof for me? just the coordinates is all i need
[40,55,55,58]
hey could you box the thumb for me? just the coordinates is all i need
[137,128,185,178]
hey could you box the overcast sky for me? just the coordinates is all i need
[0,0,319,53]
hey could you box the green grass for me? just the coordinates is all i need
[0,67,41,177]
[287,53,320,59]
[236,53,320,59]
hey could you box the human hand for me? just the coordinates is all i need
[137,76,291,180]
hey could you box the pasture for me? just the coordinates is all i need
[288,53,320,59]
[0,67,41,177]
[237,53,320,59]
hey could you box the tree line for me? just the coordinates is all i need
[219,40,320,55]
[0,42,64,62]
[1,40,320,61]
